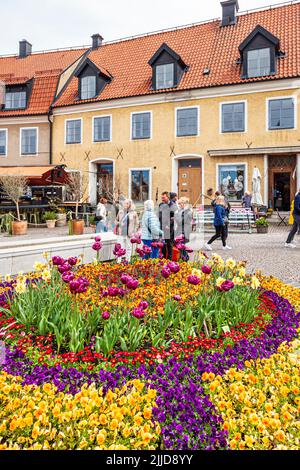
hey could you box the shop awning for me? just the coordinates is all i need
[207,146,300,157]
[0,166,68,185]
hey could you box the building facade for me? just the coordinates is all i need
[0,40,87,176]
[1,1,300,210]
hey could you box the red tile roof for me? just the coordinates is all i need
[0,48,87,116]
[54,2,300,108]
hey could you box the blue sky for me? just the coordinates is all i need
[0,0,289,55]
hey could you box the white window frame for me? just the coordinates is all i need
[20,127,38,156]
[128,167,152,202]
[92,114,112,143]
[219,100,248,134]
[81,76,96,100]
[5,90,27,110]
[155,63,175,90]
[175,105,200,138]
[215,162,248,199]
[247,48,271,79]
[266,95,297,131]
[0,128,8,157]
[130,111,152,141]
[65,118,83,145]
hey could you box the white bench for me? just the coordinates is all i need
[193,209,255,234]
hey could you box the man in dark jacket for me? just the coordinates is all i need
[159,191,175,259]
[285,189,300,248]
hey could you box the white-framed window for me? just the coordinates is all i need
[156,63,174,89]
[81,76,96,100]
[5,91,26,109]
[129,168,151,203]
[0,129,7,156]
[93,115,111,142]
[268,97,295,130]
[221,101,246,133]
[217,163,246,202]
[20,127,38,155]
[65,119,82,144]
[247,48,270,78]
[131,112,152,140]
[176,106,199,137]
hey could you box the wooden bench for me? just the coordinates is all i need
[193,209,255,234]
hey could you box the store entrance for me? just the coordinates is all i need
[273,172,291,211]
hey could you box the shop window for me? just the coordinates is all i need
[218,164,246,201]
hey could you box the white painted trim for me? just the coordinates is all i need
[92,114,112,143]
[266,95,298,131]
[174,105,200,138]
[64,117,83,145]
[130,110,153,141]
[128,167,152,201]
[219,99,248,134]
[171,154,204,205]
[215,161,248,198]
[0,116,49,125]
[0,128,8,157]
[263,154,269,207]
[88,157,115,206]
[52,78,300,116]
[19,127,38,157]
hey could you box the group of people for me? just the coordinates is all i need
[95,188,235,259]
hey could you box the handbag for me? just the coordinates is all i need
[94,215,103,222]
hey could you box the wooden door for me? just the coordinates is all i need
[178,165,202,206]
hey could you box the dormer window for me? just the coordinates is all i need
[5,89,26,109]
[81,76,96,100]
[247,48,270,78]
[239,25,280,79]
[156,63,174,89]
[74,58,112,102]
[148,43,187,91]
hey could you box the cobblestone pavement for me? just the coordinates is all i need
[204,225,300,286]
[0,225,299,286]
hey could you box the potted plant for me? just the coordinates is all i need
[89,214,96,230]
[0,175,28,235]
[66,172,88,235]
[255,217,269,233]
[55,207,67,227]
[43,211,57,229]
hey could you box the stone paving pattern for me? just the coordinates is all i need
[0,225,299,286]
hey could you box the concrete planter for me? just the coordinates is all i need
[72,219,84,235]
[12,220,28,236]
[56,213,67,227]
[256,225,269,234]
[45,220,56,229]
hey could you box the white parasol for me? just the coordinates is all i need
[252,166,263,206]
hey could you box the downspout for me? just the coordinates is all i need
[47,107,53,165]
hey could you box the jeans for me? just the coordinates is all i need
[142,239,159,259]
[96,221,108,233]
[286,215,300,244]
[162,239,173,260]
[207,225,227,247]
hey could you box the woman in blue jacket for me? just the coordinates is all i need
[204,195,232,251]
[141,199,163,258]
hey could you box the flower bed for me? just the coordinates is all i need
[0,244,299,450]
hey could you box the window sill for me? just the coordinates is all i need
[66,142,82,145]
[93,139,111,143]
[176,134,199,138]
[20,154,38,157]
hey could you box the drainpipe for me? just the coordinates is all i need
[47,108,53,165]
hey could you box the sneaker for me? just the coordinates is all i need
[204,243,212,251]
[285,243,296,248]
[222,245,232,250]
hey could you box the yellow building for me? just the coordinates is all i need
[52,1,300,210]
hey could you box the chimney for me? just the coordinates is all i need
[91,34,103,49]
[19,39,32,58]
[220,0,239,27]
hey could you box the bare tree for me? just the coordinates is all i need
[66,172,89,219]
[0,175,28,221]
